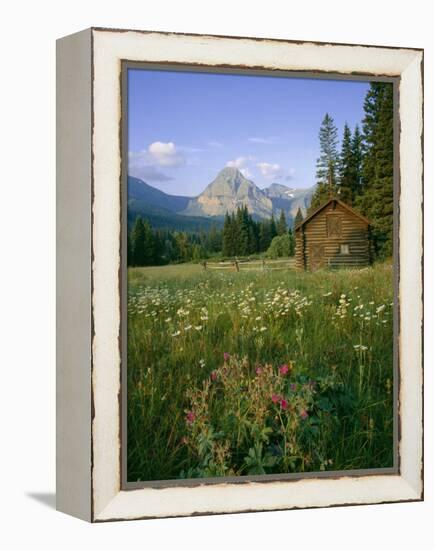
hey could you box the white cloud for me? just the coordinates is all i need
[148,141,185,167]
[128,141,186,182]
[257,162,282,180]
[226,156,247,169]
[208,140,223,148]
[128,151,173,182]
[226,156,255,169]
[240,168,253,179]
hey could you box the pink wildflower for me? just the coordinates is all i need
[300,409,309,420]
[223,352,230,362]
[255,367,263,376]
[280,399,288,410]
[279,364,289,376]
[186,411,196,424]
[211,370,218,381]
[271,394,282,404]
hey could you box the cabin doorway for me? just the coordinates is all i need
[310,243,325,271]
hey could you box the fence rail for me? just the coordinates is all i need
[202,258,296,272]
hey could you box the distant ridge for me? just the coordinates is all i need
[128,176,223,231]
[127,170,314,229]
[128,176,190,212]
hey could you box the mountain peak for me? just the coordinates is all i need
[267,182,293,191]
[264,182,295,199]
[213,166,250,187]
[218,166,245,177]
[182,166,272,218]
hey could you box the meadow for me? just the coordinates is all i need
[127,262,394,481]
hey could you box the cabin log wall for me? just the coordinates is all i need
[295,201,370,271]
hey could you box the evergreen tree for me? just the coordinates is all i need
[360,84,383,191]
[153,230,164,265]
[356,82,394,258]
[277,209,287,236]
[168,233,181,263]
[310,113,339,211]
[127,232,133,266]
[222,212,234,257]
[192,244,206,262]
[248,223,257,255]
[259,221,271,252]
[208,225,222,253]
[337,123,354,203]
[294,207,304,226]
[269,214,278,241]
[350,124,363,199]
[130,217,156,266]
[251,220,260,254]
[288,228,295,256]
[236,206,250,256]
[230,212,240,255]
[130,217,146,266]
[142,220,156,265]
[175,232,191,262]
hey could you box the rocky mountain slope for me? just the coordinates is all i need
[263,182,314,220]
[128,168,314,226]
[181,167,273,219]
[181,167,314,222]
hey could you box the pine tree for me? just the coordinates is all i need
[222,212,233,257]
[142,220,156,265]
[350,124,363,199]
[131,217,146,266]
[277,209,287,236]
[337,123,354,203]
[360,84,383,191]
[251,220,260,254]
[259,221,271,252]
[209,225,221,253]
[288,227,295,256]
[153,230,163,265]
[294,207,304,226]
[230,212,240,256]
[356,82,394,258]
[175,232,191,262]
[310,113,339,211]
[236,206,250,256]
[269,214,278,241]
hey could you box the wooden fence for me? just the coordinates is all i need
[202,258,296,272]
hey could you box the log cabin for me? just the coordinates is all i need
[294,197,371,271]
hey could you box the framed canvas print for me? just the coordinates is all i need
[56,28,424,522]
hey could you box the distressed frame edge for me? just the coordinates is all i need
[56,27,93,522]
[90,29,423,522]
[90,25,424,53]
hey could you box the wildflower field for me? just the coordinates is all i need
[127,262,394,481]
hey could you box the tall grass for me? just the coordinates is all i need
[127,262,394,481]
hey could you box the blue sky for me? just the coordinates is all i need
[128,68,370,196]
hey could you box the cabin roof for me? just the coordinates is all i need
[294,197,370,231]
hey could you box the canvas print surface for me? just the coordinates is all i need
[125,68,395,483]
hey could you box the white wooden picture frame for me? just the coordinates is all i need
[56,27,423,522]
